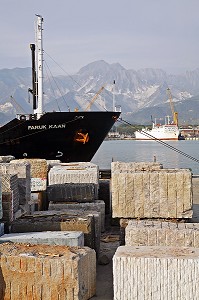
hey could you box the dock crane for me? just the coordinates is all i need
[167,88,178,126]
[85,85,105,111]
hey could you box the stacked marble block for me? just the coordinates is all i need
[0,231,84,247]
[11,159,48,212]
[0,158,25,232]
[114,221,199,300]
[111,161,193,219]
[113,245,199,300]
[0,163,30,223]
[0,160,98,299]
[0,162,31,222]
[111,161,195,300]
[125,220,199,247]
[0,156,32,234]
[48,162,99,196]
[1,174,19,223]
[46,162,105,255]
[0,242,96,300]
[10,210,99,255]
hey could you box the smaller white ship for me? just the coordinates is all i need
[135,88,184,141]
[135,116,180,140]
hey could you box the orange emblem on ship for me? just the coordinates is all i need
[74,131,89,144]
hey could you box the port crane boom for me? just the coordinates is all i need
[167,88,178,126]
[85,86,105,111]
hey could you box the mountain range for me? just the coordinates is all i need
[0,60,199,125]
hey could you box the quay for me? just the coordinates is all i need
[0,158,198,299]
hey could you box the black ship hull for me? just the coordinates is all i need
[0,111,120,162]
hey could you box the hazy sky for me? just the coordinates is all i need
[1,0,199,75]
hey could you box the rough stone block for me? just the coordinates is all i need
[113,245,199,300]
[32,210,101,256]
[0,242,96,300]
[11,159,48,191]
[48,162,99,196]
[11,158,47,178]
[112,167,193,219]
[48,200,105,232]
[47,183,97,202]
[125,220,199,247]
[0,162,31,205]
[1,174,19,222]
[0,231,84,246]
[11,212,96,251]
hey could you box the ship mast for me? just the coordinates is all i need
[34,14,44,119]
[113,80,116,111]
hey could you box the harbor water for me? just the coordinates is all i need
[91,139,199,174]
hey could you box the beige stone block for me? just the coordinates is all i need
[2,174,19,220]
[11,159,47,178]
[0,242,96,300]
[49,200,105,233]
[113,245,199,300]
[48,162,99,198]
[0,162,31,205]
[48,162,99,185]
[112,167,193,219]
[11,212,96,251]
[125,221,199,248]
[11,159,48,192]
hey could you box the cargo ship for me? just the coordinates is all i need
[135,117,180,140]
[135,88,184,141]
[0,15,120,162]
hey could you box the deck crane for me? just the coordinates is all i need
[85,85,105,111]
[166,88,178,126]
